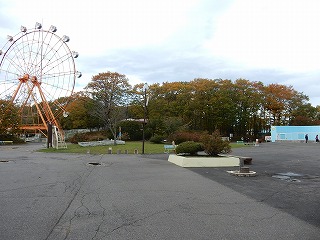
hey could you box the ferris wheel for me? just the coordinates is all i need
[0,23,81,147]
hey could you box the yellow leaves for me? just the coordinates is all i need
[264,83,296,112]
[191,78,219,93]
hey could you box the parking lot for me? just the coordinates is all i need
[0,142,319,239]
[191,142,320,228]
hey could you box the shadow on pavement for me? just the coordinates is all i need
[187,142,320,228]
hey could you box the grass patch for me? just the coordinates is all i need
[39,141,167,154]
[39,141,248,154]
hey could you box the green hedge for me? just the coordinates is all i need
[175,141,204,155]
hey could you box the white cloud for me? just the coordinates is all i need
[2,0,199,56]
[205,0,320,72]
[1,0,320,106]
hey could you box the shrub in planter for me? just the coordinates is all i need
[200,130,231,156]
[175,141,204,156]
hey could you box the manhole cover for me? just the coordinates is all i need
[88,162,101,166]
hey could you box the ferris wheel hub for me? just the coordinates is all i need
[19,74,30,82]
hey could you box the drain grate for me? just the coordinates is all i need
[0,160,9,163]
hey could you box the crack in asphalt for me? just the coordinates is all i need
[106,207,170,236]
[44,160,97,240]
[91,189,108,240]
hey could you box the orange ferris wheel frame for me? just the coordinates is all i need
[0,23,81,141]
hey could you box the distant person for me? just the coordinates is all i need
[316,135,319,143]
[305,134,308,143]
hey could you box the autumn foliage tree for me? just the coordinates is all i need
[290,103,320,125]
[0,100,21,135]
[85,71,132,144]
[60,92,103,130]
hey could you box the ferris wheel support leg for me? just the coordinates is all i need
[2,81,23,118]
[47,122,53,148]
[10,81,23,104]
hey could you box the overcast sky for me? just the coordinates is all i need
[1,0,320,106]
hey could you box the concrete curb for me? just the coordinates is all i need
[168,154,240,167]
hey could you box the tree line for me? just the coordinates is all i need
[59,72,320,141]
[2,71,320,141]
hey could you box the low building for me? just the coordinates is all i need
[271,126,320,142]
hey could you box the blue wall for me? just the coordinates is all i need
[271,126,320,142]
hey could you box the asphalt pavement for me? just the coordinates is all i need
[0,142,319,240]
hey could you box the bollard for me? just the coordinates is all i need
[108,147,112,154]
[239,157,244,172]
[124,150,128,154]
[134,149,138,154]
[117,149,121,154]
[240,167,250,173]
[240,158,244,167]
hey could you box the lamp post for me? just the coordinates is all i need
[142,83,148,154]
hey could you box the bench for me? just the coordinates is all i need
[164,144,176,153]
[0,140,13,145]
